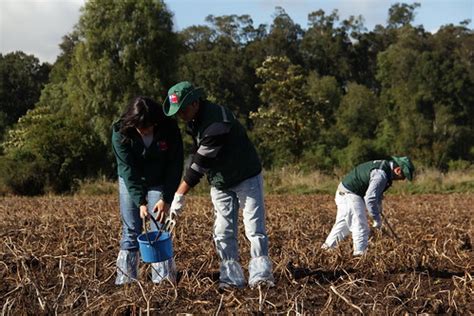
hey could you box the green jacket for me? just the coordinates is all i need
[342,160,393,197]
[184,101,261,189]
[112,119,183,207]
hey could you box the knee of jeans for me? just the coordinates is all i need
[214,228,236,240]
[123,223,141,237]
[120,238,139,251]
[214,217,237,235]
[121,228,141,246]
[244,223,266,238]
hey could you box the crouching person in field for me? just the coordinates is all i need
[322,156,415,256]
[161,81,275,289]
[112,96,183,285]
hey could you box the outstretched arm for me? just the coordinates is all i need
[365,169,388,227]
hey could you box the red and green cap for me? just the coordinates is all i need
[163,81,204,116]
[391,156,415,181]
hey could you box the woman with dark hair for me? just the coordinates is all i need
[112,96,183,285]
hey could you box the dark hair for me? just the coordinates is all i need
[119,96,166,142]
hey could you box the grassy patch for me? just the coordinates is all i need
[75,177,117,196]
[71,167,474,197]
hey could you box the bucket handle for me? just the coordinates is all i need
[143,212,163,245]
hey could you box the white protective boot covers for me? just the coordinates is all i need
[116,250,177,285]
[219,259,246,289]
[151,258,177,284]
[115,249,139,285]
[248,256,275,288]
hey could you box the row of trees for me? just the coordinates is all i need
[0,1,472,195]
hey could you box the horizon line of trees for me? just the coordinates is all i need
[0,1,473,195]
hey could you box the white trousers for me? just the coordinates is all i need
[323,186,369,255]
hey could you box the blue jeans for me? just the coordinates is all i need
[119,177,161,250]
[210,173,274,287]
[116,177,176,284]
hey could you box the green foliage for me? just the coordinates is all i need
[2,1,472,195]
[334,137,380,171]
[447,160,472,171]
[306,74,342,128]
[1,150,46,195]
[376,24,474,168]
[251,56,320,164]
[75,177,117,196]
[0,52,51,139]
[1,106,106,194]
[335,83,380,139]
[178,15,264,118]
[300,9,353,81]
[68,0,178,145]
[264,7,303,64]
[387,2,420,29]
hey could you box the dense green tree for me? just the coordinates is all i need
[67,0,178,145]
[2,106,104,194]
[306,73,342,128]
[2,1,473,195]
[1,0,178,193]
[335,83,380,140]
[376,23,474,168]
[0,52,50,139]
[178,14,262,118]
[250,56,320,164]
[349,26,393,90]
[349,3,420,89]
[48,32,80,83]
[300,10,353,81]
[327,83,380,169]
[263,7,304,65]
[387,2,421,29]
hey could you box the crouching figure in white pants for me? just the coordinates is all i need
[322,156,415,256]
[162,81,275,289]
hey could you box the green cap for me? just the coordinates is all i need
[391,156,415,181]
[163,81,204,116]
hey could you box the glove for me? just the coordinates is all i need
[372,218,382,229]
[163,210,177,233]
[170,193,185,215]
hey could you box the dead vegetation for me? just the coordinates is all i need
[1,193,473,314]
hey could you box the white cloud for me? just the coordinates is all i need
[0,0,85,63]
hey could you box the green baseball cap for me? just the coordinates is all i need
[163,81,204,116]
[391,156,415,181]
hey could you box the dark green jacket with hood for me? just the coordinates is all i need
[112,118,183,207]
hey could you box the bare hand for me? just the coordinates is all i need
[139,205,149,219]
[153,199,170,223]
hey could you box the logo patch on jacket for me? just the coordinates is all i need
[158,141,168,151]
[170,94,178,104]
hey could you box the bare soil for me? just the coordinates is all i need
[1,193,473,314]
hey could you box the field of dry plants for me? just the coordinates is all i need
[1,193,473,314]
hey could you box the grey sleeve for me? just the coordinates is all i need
[364,169,388,221]
[183,122,231,187]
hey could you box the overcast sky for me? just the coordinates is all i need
[1,0,472,64]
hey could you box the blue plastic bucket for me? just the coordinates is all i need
[138,230,173,263]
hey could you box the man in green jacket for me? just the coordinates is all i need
[161,81,274,289]
[322,157,415,256]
